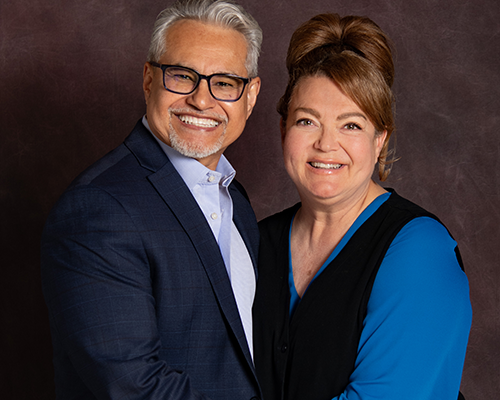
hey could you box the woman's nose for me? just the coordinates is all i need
[314,128,340,152]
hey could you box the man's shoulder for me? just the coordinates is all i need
[46,143,144,224]
[43,124,169,229]
[68,121,164,191]
[70,144,131,188]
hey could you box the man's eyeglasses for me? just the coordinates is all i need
[149,62,251,102]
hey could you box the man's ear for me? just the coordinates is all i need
[245,77,261,119]
[143,62,155,103]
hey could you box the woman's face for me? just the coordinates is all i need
[282,75,386,206]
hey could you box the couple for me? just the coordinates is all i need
[41,1,471,399]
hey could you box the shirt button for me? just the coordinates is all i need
[208,175,215,182]
[210,213,218,220]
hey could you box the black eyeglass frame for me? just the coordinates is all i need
[149,62,251,102]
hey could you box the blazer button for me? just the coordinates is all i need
[281,343,288,353]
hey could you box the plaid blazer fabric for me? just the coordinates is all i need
[41,121,261,400]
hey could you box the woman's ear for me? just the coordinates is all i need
[375,129,388,159]
[280,117,287,146]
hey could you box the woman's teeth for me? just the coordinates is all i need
[310,162,342,169]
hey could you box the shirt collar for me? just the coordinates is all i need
[142,116,236,190]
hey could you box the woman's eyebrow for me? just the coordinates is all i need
[337,112,367,121]
[294,107,321,118]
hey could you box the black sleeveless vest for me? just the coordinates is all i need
[253,190,464,400]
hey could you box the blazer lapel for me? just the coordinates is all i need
[124,121,254,365]
[230,183,259,276]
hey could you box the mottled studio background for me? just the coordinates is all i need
[1,0,499,398]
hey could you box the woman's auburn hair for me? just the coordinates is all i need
[278,13,396,181]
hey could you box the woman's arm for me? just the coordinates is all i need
[333,217,472,400]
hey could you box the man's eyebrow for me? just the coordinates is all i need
[165,63,240,76]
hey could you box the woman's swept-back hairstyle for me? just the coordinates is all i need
[278,13,396,180]
[148,0,262,78]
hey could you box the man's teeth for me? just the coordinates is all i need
[179,115,219,128]
[310,162,342,169]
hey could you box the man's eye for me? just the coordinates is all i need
[174,74,194,81]
[214,81,233,88]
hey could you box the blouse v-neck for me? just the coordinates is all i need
[288,191,392,315]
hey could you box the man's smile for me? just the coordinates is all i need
[177,114,220,128]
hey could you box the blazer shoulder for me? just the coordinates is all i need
[68,121,168,192]
[69,144,130,188]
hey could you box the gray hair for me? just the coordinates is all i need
[147,0,262,77]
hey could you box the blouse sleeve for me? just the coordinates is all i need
[333,217,472,400]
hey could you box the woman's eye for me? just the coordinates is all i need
[297,119,314,126]
[344,123,361,130]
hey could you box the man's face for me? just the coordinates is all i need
[143,19,261,170]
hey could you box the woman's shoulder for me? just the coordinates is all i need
[258,203,301,232]
[380,190,458,249]
[376,215,467,298]
[384,189,440,220]
[395,216,455,247]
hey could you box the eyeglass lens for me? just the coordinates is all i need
[164,67,245,101]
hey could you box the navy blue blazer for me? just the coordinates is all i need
[41,121,261,400]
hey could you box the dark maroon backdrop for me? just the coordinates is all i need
[1,0,499,398]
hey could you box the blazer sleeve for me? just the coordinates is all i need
[41,184,210,400]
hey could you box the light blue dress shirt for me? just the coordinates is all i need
[142,117,256,358]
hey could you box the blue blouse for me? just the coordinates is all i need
[288,192,472,399]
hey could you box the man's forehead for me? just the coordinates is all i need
[161,19,248,76]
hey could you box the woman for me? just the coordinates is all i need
[253,13,472,400]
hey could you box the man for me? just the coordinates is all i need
[41,1,262,399]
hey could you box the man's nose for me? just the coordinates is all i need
[186,79,217,110]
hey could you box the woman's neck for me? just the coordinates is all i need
[296,181,386,239]
[290,181,386,297]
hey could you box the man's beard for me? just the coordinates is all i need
[168,109,227,159]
